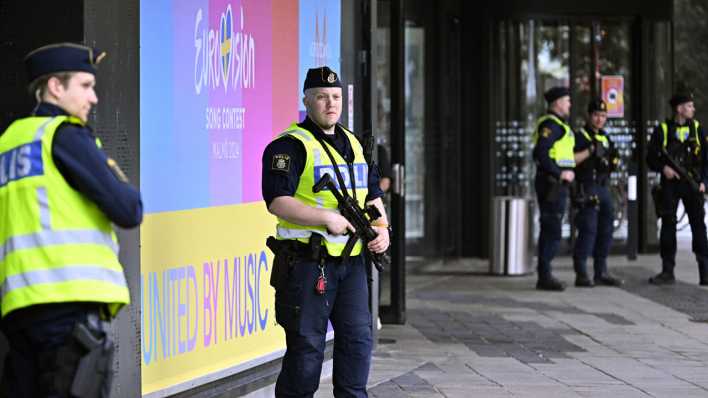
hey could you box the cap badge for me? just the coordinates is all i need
[327,72,336,83]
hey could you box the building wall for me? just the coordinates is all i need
[674,0,708,123]
[0,1,84,131]
[84,1,142,396]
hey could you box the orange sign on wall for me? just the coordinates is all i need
[601,76,624,118]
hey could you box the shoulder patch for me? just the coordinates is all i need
[271,154,291,172]
[542,127,552,138]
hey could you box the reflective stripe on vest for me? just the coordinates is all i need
[275,123,369,257]
[661,120,701,148]
[0,116,129,317]
[0,229,118,263]
[2,265,126,300]
[276,225,351,244]
[533,114,576,168]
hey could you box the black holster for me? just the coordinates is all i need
[70,314,114,398]
[570,183,599,209]
[544,175,561,203]
[651,184,663,218]
[266,236,296,291]
[266,235,327,291]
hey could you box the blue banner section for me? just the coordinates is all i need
[298,0,341,114]
[0,141,43,187]
[140,0,210,214]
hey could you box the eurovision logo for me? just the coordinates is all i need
[194,4,256,95]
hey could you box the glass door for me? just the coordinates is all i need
[375,0,406,324]
[492,18,639,253]
[374,0,428,324]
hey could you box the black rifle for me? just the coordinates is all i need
[360,129,375,165]
[313,173,389,272]
[660,147,701,193]
[593,143,620,174]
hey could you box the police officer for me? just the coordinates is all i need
[647,92,708,286]
[572,99,624,287]
[0,43,142,397]
[533,86,575,291]
[261,66,389,397]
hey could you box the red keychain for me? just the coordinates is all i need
[315,264,327,295]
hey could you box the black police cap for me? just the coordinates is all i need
[587,98,607,114]
[669,92,694,108]
[25,43,106,84]
[303,66,342,93]
[543,86,570,104]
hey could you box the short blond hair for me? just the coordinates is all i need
[28,72,74,101]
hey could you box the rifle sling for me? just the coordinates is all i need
[313,132,358,202]
[313,132,366,261]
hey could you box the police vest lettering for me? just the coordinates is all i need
[275,124,369,257]
[314,164,368,190]
[0,142,42,187]
[0,116,130,317]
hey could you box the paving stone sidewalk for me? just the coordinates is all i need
[316,244,708,398]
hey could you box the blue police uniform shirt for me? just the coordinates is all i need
[533,111,571,178]
[262,116,384,207]
[573,125,613,184]
[33,102,143,228]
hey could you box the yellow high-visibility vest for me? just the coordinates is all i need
[275,123,369,257]
[0,116,130,317]
[660,120,701,150]
[579,127,609,148]
[533,114,576,168]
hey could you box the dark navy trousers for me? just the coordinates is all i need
[1,306,95,398]
[536,178,568,280]
[275,254,372,398]
[658,179,708,276]
[573,183,613,278]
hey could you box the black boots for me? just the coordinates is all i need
[594,273,624,287]
[536,276,566,291]
[575,274,594,287]
[648,272,676,285]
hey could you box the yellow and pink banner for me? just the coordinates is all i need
[140,203,279,395]
[139,0,341,395]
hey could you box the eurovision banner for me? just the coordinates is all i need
[139,0,340,395]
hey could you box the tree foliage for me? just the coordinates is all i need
[674,0,708,122]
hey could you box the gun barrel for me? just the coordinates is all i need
[312,173,390,271]
[660,148,701,193]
